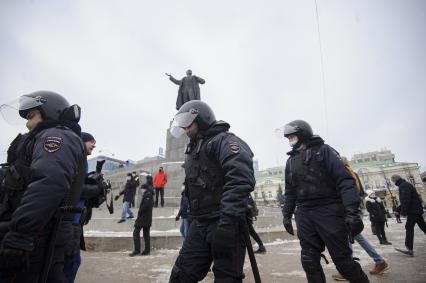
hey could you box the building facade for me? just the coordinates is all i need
[87,155,125,173]
[253,166,284,206]
[350,150,425,208]
[252,150,425,209]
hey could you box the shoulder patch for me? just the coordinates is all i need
[44,136,63,153]
[228,140,240,153]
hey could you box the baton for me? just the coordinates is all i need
[241,222,262,283]
[40,206,84,283]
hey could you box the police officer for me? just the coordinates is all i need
[169,100,255,283]
[280,120,369,283]
[0,91,86,282]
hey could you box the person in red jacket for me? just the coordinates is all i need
[154,167,168,207]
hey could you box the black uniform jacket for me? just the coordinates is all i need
[187,122,256,223]
[283,135,360,217]
[2,125,85,252]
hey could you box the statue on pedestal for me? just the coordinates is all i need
[166,69,205,110]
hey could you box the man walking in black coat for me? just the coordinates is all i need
[129,184,154,256]
[115,173,136,223]
[391,174,426,256]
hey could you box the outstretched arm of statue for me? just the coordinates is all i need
[166,73,181,85]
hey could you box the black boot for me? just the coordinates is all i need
[382,236,392,245]
[141,250,150,256]
[395,247,413,256]
[254,245,266,254]
[129,250,140,257]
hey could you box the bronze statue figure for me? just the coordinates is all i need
[166,70,205,110]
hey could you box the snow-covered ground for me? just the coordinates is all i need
[77,220,426,282]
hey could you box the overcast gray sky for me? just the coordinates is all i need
[1,0,425,171]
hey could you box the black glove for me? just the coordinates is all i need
[175,215,180,221]
[212,224,236,259]
[283,215,294,235]
[114,195,120,201]
[0,248,29,271]
[345,208,364,239]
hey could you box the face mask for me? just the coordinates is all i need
[289,137,298,147]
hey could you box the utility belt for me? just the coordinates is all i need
[296,197,342,209]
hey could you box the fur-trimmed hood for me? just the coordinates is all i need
[365,196,382,203]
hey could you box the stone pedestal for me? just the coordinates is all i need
[103,125,189,208]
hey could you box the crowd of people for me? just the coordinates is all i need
[0,91,425,283]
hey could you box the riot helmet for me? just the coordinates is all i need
[170,100,216,138]
[1,90,80,125]
[18,90,81,122]
[283,120,313,140]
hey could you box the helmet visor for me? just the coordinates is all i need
[18,95,46,111]
[274,126,285,138]
[283,124,299,137]
[0,98,23,125]
[169,111,198,138]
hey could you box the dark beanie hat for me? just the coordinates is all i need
[81,132,95,143]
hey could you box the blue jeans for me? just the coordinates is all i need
[64,250,81,283]
[180,218,189,238]
[120,201,134,220]
[352,233,384,264]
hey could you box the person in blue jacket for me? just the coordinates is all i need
[63,132,99,283]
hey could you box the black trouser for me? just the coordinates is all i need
[395,212,402,223]
[155,188,164,207]
[372,221,387,243]
[0,223,69,283]
[170,219,246,283]
[295,205,369,283]
[133,226,150,253]
[405,214,426,250]
[248,223,264,247]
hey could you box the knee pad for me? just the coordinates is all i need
[301,249,326,283]
[169,265,194,283]
[334,258,369,283]
[301,249,321,272]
